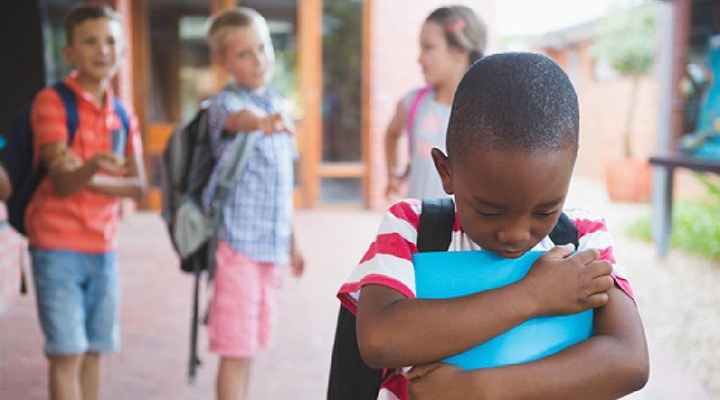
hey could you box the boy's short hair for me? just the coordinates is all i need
[446,52,579,162]
[206,7,270,57]
[65,4,121,45]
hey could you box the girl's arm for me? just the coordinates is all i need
[356,247,613,369]
[407,286,649,400]
[0,164,11,201]
[87,152,147,202]
[385,100,407,198]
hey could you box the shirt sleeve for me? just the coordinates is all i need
[401,87,424,110]
[337,199,422,314]
[566,208,635,302]
[30,89,68,148]
[208,92,258,159]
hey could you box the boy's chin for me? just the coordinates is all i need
[235,75,269,90]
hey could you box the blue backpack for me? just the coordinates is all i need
[1,82,129,235]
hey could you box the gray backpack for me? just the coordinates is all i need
[161,93,256,275]
[160,94,257,383]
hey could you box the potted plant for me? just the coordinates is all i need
[592,1,657,202]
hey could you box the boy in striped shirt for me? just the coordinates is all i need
[338,53,648,399]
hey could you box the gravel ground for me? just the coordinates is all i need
[567,177,720,398]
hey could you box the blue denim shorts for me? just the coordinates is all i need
[31,249,120,356]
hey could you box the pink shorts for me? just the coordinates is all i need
[208,241,282,358]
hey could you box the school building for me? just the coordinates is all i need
[1,0,496,211]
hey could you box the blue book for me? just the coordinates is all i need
[413,250,593,370]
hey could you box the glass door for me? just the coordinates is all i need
[319,0,365,205]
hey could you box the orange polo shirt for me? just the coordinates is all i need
[25,72,143,253]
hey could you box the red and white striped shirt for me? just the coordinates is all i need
[337,199,634,400]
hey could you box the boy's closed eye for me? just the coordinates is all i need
[533,210,559,218]
[473,208,559,218]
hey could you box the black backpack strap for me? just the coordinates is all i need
[417,198,456,252]
[548,212,579,248]
[327,306,386,400]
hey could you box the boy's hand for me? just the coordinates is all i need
[521,245,614,317]
[48,149,81,172]
[290,247,305,277]
[406,363,470,399]
[89,151,128,175]
[257,113,293,136]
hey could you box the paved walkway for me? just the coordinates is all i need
[0,178,717,399]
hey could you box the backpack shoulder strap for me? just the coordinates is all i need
[111,96,131,155]
[417,198,455,253]
[406,86,431,156]
[52,83,78,147]
[548,212,579,249]
[112,96,131,135]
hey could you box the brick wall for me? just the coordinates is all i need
[543,40,709,200]
[366,0,496,210]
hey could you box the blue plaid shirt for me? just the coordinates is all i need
[202,82,297,264]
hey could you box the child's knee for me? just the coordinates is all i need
[48,354,82,369]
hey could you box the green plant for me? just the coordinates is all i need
[628,199,720,260]
[591,1,657,158]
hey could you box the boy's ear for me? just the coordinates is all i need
[211,52,226,68]
[431,147,454,195]
[62,45,75,66]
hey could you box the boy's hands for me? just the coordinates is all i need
[406,363,471,400]
[88,151,128,175]
[521,245,614,317]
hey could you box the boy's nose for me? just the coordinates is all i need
[497,222,531,244]
[255,52,267,67]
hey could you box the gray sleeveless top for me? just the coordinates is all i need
[402,87,452,199]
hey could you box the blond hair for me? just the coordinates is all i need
[206,7,273,58]
[426,6,487,65]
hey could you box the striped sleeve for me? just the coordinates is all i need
[337,199,422,314]
[30,89,68,148]
[565,209,635,302]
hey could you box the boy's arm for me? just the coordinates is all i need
[407,287,649,400]
[289,230,305,277]
[40,142,126,198]
[357,281,536,369]
[0,164,11,201]
[356,247,613,369]
[87,152,147,202]
[224,109,290,136]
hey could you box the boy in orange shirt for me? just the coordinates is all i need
[26,5,145,400]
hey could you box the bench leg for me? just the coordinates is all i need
[651,167,674,259]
